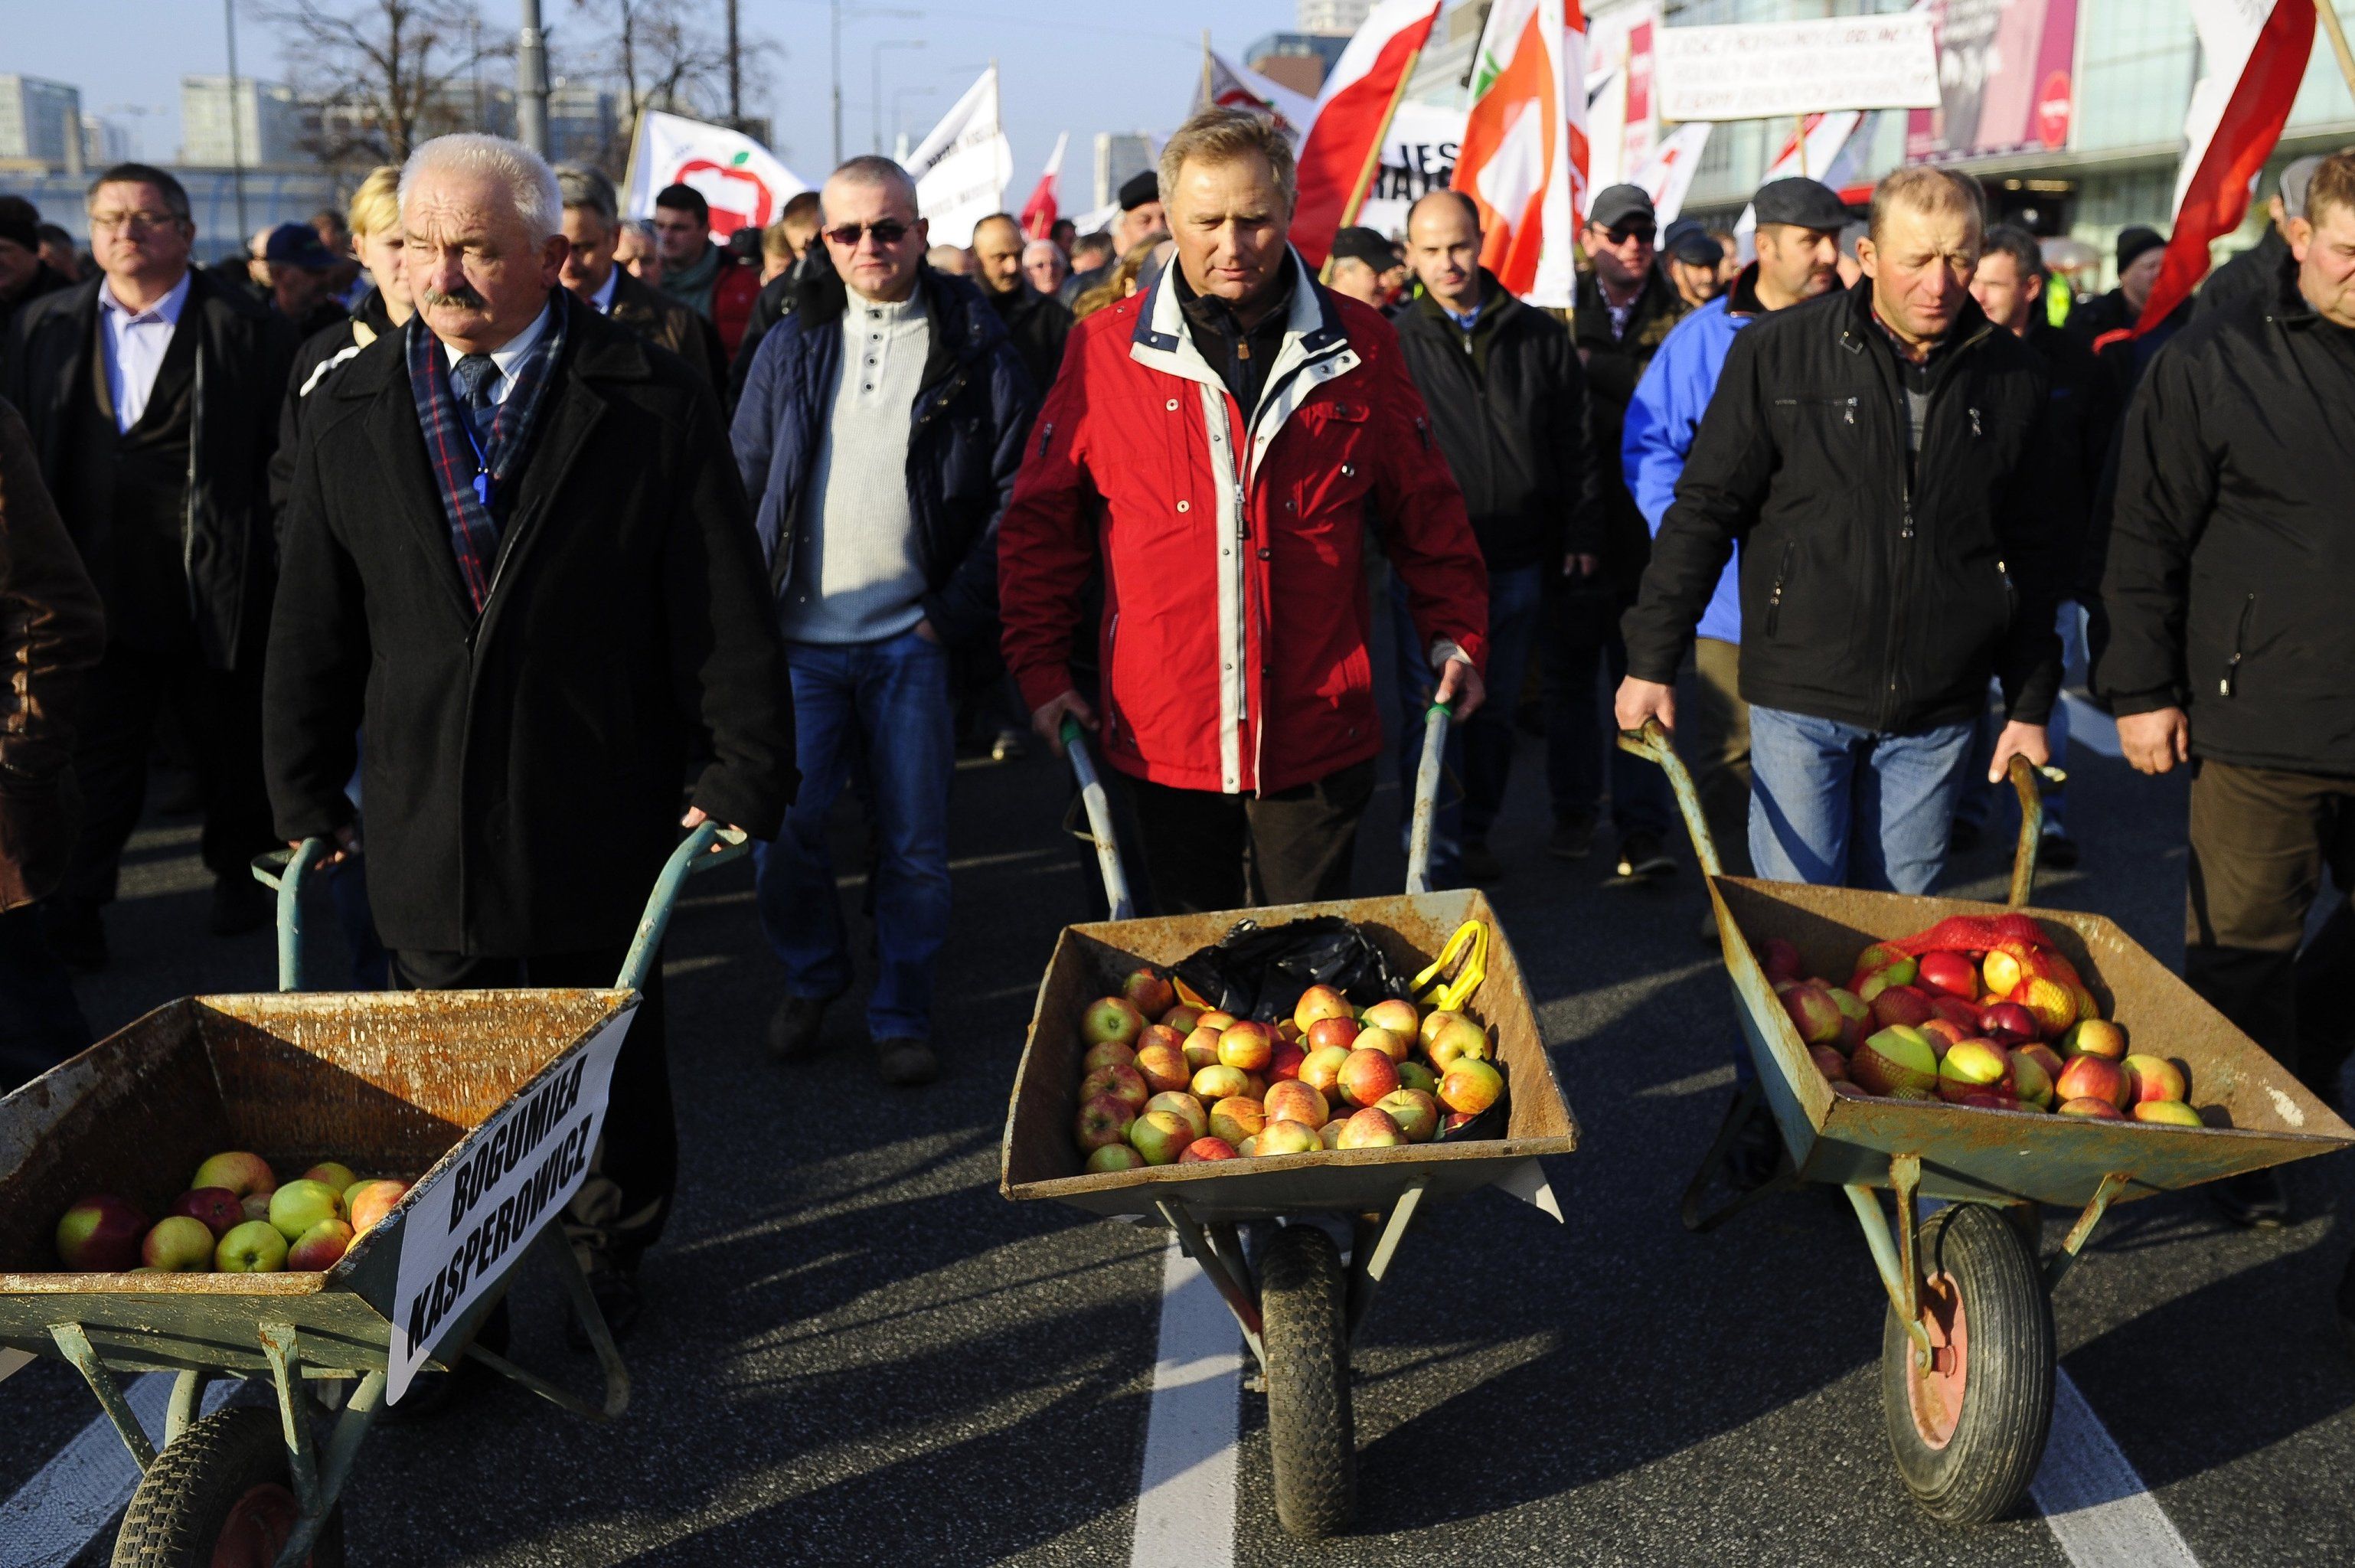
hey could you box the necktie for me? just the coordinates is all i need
[452,353,499,447]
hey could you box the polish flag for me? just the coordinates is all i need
[1291,0,1445,269]
[1021,132,1068,240]
[2139,0,2317,332]
[1199,50,1319,149]
[1451,0,1590,307]
[1633,120,1711,225]
[1731,112,1863,259]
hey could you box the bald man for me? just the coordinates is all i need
[971,211,1073,394]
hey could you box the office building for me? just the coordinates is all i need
[181,76,305,168]
[1094,132,1155,211]
[0,76,85,173]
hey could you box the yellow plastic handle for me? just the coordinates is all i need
[1412,920,1488,1013]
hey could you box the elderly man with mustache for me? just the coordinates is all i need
[265,133,798,1336]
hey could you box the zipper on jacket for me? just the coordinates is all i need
[1765,541,1795,637]
[1036,419,1053,460]
[2221,592,2256,697]
[1970,406,1982,437]
[1770,394,1857,425]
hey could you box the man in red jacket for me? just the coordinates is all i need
[999,107,1488,913]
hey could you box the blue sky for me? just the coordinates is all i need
[8,1,1299,199]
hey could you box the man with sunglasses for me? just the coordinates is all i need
[1550,183,1685,880]
[734,156,1036,1088]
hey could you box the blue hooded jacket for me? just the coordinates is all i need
[1622,271,1762,645]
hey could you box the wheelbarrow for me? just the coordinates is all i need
[0,824,746,1566]
[1001,707,1580,1538]
[1618,719,2355,1526]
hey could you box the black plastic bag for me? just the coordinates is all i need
[1171,915,1422,1027]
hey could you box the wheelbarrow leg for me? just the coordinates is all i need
[258,1321,322,1520]
[1157,1199,1266,1374]
[1346,1178,1428,1344]
[2044,1171,2129,1292]
[1679,1081,1801,1233]
[48,1321,155,1468]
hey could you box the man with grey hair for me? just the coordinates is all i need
[554,162,719,386]
[733,155,1034,1086]
[2200,152,2328,318]
[1021,236,1068,296]
[266,132,796,1334]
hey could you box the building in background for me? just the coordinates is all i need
[549,80,619,165]
[0,76,86,175]
[1243,32,1353,97]
[81,115,134,168]
[1093,131,1155,211]
[1301,0,1377,33]
[181,76,305,168]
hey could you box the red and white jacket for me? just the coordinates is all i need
[999,255,1488,796]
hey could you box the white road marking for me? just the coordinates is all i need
[0,1350,31,1385]
[2062,691,2121,760]
[1130,1236,1240,1568]
[0,1370,237,1568]
[2033,1367,2200,1568]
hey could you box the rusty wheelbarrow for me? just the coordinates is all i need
[1618,719,2355,1526]
[1001,710,1579,1539]
[0,824,745,1567]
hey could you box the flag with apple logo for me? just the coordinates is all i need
[623,110,812,238]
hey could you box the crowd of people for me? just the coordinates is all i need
[1,109,2351,1338]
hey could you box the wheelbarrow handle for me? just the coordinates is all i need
[1404,701,1453,895]
[251,837,334,993]
[1615,719,1723,878]
[1063,717,1136,920]
[2004,753,2063,910]
[614,822,751,992]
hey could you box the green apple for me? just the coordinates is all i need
[215,1219,289,1272]
[191,1152,276,1198]
[267,1179,345,1242]
[141,1216,217,1272]
[301,1162,358,1194]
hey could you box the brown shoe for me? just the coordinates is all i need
[875,1037,938,1086]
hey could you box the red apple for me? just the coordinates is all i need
[1782,982,1844,1046]
[1919,1018,1970,1056]
[1181,1026,1224,1072]
[2061,1018,2128,1060]
[1870,984,1938,1030]
[2055,1054,2128,1111]
[1757,937,1805,982]
[1256,1121,1320,1155]
[2057,1096,2125,1119]
[1438,1057,1504,1116]
[1217,1021,1274,1073]
[2014,1041,2065,1082]
[1363,998,1419,1037]
[1916,950,1981,1001]
[1269,1040,1307,1083]
[1134,1038,1193,1095]
[141,1215,216,1272]
[1080,996,1148,1048]
[1827,988,1873,1050]
[55,1196,149,1270]
[1927,995,1983,1032]
[1207,1096,1266,1145]
[2008,1048,2056,1110]
[1305,1014,1362,1055]
[1087,1144,1146,1174]
[1122,967,1176,1021]
[168,1187,245,1239]
[2131,1101,2203,1127]
[1162,1004,1204,1034]
[1977,1002,2040,1046]
[1263,1080,1328,1129]
[1080,1040,1137,1075]
[1144,1091,1207,1140]
[346,1180,408,1235]
[1338,1047,1401,1109]
[2121,1054,2187,1105]
[1809,1045,1850,1083]
[1080,1062,1151,1114]
[1299,1045,1350,1097]
[1179,1137,1239,1163]
[1335,1107,1407,1149]
[1421,1011,1489,1071]
[1196,1011,1236,1033]
[1129,1109,1193,1165]
[299,1162,358,1194]
[1353,1024,1411,1063]
[287,1218,354,1272]
[191,1152,276,1198]
[1292,985,1353,1032]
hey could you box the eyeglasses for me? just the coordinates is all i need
[1594,223,1656,246]
[89,211,181,234]
[824,220,912,248]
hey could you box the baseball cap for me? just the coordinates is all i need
[263,222,337,270]
[1661,220,1722,267]
[1588,185,1655,231]
[1752,178,1850,233]
[2280,154,2324,220]
[1329,227,1395,270]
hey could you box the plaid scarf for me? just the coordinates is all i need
[406,296,567,612]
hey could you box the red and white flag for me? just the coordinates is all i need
[1021,132,1068,239]
[1451,0,1590,307]
[1291,0,1445,269]
[1199,50,1319,149]
[2139,0,2316,332]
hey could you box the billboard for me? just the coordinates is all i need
[1906,0,2080,162]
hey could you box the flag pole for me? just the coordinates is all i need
[1321,14,1436,280]
[618,104,650,217]
[1201,30,1214,107]
[2318,0,2355,105]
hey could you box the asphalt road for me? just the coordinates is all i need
[7,671,2353,1566]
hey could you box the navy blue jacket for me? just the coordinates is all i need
[730,264,1037,647]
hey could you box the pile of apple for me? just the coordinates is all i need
[1766,915,2201,1125]
[1070,967,1504,1171]
[52,1152,412,1275]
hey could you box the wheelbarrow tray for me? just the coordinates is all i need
[0,986,633,1376]
[1001,887,1578,1222]
[1708,876,2355,1208]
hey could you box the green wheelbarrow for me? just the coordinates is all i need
[1618,718,2355,1526]
[1001,709,1581,1539]
[0,824,746,1566]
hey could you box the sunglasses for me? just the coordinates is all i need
[824,220,913,248]
[1595,223,1657,245]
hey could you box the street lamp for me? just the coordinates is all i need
[872,41,925,155]
[890,87,937,158]
[831,0,922,167]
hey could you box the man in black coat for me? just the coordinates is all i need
[1618,168,2062,897]
[554,165,720,389]
[266,133,796,1333]
[0,198,73,342]
[2097,152,2355,1240]
[1559,183,1686,877]
[1391,190,1596,884]
[2068,224,2167,347]
[971,211,1073,395]
[2198,155,2319,320]
[1,162,297,966]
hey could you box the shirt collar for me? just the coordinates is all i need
[589,267,619,315]
[100,270,192,326]
[442,296,557,376]
[846,285,926,325]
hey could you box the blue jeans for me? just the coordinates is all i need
[755,630,954,1042]
[1389,564,1543,873]
[1748,705,1977,894]
[1544,586,1674,837]
[1956,602,2081,834]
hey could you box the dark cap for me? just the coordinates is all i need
[1752,177,1849,233]
[1329,227,1394,269]
[1587,184,1655,230]
[1661,218,1721,266]
[2116,224,2166,271]
[1119,169,1160,211]
[262,221,336,270]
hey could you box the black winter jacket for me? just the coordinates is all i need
[1574,264,1688,593]
[266,296,797,955]
[2197,227,2291,321]
[1623,279,2064,733]
[2,270,296,670]
[2095,263,2355,776]
[985,283,1073,403]
[1392,273,1599,572]
[2022,318,2119,599]
[272,288,400,525]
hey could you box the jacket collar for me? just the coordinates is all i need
[1726,263,1768,319]
[1409,267,1519,333]
[1131,245,1356,401]
[794,263,1003,392]
[1836,274,1994,363]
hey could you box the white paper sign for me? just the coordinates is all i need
[385,1004,634,1402]
[1656,15,1939,122]
[907,67,1016,248]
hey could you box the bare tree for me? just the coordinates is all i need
[263,0,504,165]
[567,0,774,167]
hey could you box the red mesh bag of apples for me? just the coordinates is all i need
[1761,916,2197,1125]
[1068,920,1507,1175]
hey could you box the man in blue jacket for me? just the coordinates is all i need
[1622,178,1847,878]
[733,156,1036,1086]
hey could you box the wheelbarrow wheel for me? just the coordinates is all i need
[1879,1201,2055,1526]
[113,1406,344,1567]
[1259,1223,1355,1538]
